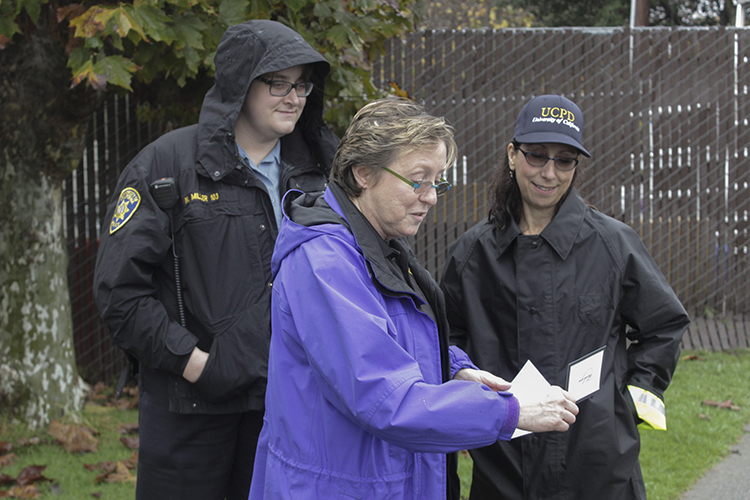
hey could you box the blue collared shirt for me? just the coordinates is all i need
[237,141,282,229]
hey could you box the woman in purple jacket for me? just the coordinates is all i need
[248,98,578,500]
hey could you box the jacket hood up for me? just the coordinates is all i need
[197,20,332,181]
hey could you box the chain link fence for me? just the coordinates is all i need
[66,27,750,383]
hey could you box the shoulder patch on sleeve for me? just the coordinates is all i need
[109,187,141,234]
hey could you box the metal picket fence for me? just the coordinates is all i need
[66,27,750,383]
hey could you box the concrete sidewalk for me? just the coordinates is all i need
[679,424,750,500]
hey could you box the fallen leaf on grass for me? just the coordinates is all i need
[0,474,14,485]
[103,386,139,411]
[86,383,139,409]
[0,466,50,499]
[702,399,741,411]
[90,382,107,395]
[15,439,40,448]
[105,462,135,484]
[698,413,711,420]
[85,382,112,406]
[110,396,138,411]
[16,465,51,487]
[0,454,18,470]
[83,461,116,484]
[84,453,137,484]
[122,452,137,470]
[116,423,139,435]
[0,484,41,498]
[47,421,100,454]
[680,354,705,361]
[119,436,139,450]
[0,438,43,467]
[120,386,138,399]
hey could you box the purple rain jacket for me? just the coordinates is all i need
[248,183,520,500]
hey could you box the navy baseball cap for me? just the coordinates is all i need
[514,95,590,157]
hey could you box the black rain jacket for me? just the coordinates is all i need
[440,188,689,500]
[93,20,338,414]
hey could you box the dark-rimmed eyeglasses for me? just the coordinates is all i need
[517,148,579,171]
[257,77,314,97]
[383,167,452,196]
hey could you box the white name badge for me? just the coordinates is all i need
[566,346,605,402]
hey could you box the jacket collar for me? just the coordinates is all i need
[326,183,424,302]
[495,187,587,260]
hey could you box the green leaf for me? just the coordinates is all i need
[93,55,138,90]
[66,47,93,70]
[312,2,334,19]
[172,14,206,50]
[177,44,201,75]
[218,0,246,26]
[125,4,174,43]
[15,0,48,23]
[108,6,147,40]
[350,0,378,11]
[0,14,22,41]
[131,42,163,83]
[70,59,103,89]
[284,0,307,12]
[68,6,116,39]
[0,2,13,16]
[323,24,351,47]
[83,35,103,49]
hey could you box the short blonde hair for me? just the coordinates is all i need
[330,98,457,197]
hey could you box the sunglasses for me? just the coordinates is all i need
[517,148,579,171]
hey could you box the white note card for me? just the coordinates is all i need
[566,346,605,402]
[509,360,551,439]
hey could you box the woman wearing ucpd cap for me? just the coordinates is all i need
[440,95,689,499]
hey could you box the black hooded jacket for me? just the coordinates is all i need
[93,20,338,414]
[440,188,689,500]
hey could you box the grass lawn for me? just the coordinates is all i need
[639,349,750,499]
[0,387,139,499]
[1,349,749,499]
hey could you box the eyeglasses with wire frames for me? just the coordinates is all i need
[516,147,579,171]
[257,77,314,97]
[383,167,452,196]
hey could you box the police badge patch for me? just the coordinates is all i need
[110,187,141,234]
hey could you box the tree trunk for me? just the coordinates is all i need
[0,164,89,428]
[0,13,100,428]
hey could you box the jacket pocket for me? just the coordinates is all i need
[191,301,270,402]
[177,205,269,322]
[577,294,610,326]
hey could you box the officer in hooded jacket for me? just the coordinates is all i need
[93,20,337,500]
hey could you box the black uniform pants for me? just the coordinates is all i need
[136,371,264,500]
